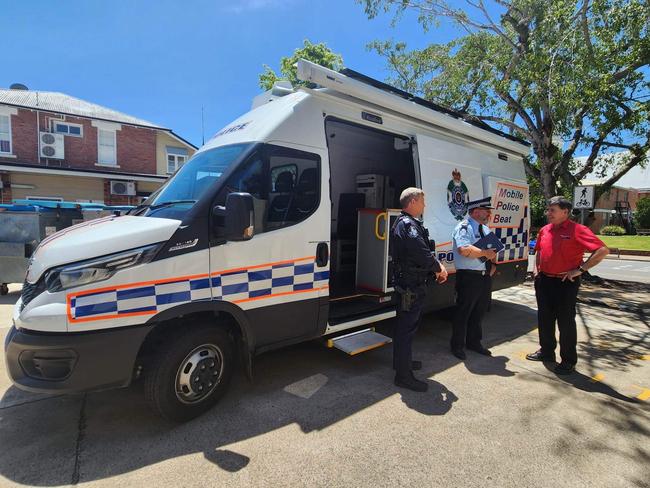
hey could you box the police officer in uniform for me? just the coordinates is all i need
[450,197,497,360]
[391,187,448,392]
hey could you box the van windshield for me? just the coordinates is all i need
[137,143,251,217]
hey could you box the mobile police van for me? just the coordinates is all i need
[5,60,531,421]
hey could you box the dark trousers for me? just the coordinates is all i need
[393,288,425,379]
[535,274,580,365]
[451,271,491,351]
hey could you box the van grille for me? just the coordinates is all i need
[21,279,45,310]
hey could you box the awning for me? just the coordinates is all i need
[0,161,167,183]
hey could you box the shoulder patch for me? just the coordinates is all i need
[408,226,418,238]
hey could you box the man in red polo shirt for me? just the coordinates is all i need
[526,196,609,374]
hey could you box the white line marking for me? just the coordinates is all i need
[283,374,329,399]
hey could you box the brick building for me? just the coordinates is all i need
[0,86,196,205]
[579,151,650,233]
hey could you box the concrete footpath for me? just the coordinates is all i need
[0,283,648,487]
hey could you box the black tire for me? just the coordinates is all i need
[144,325,234,422]
[0,284,8,295]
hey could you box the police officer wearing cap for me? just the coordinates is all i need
[391,187,448,392]
[450,196,497,360]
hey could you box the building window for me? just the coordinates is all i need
[167,154,187,174]
[52,121,83,137]
[98,129,117,165]
[166,146,189,174]
[0,114,11,154]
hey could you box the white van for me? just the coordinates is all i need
[5,60,531,421]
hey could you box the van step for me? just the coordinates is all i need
[327,328,392,355]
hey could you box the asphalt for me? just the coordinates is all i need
[0,283,648,487]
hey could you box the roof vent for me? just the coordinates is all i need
[9,83,28,91]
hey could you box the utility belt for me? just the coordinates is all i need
[394,285,421,312]
[393,263,429,281]
[456,269,489,277]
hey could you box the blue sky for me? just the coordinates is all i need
[3,0,463,147]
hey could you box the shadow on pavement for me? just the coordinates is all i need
[0,301,545,485]
[542,362,638,403]
[398,378,458,415]
[463,354,516,377]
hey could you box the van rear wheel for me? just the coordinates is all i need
[144,326,234,422]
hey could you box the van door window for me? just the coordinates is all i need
[214,145,320,235]
[266,149,320,230]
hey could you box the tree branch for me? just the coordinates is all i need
[468,114,531,137]
[596,138,649,198]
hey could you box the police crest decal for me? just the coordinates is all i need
[447,168,469,220]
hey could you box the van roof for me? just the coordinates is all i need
[339,67,529,147]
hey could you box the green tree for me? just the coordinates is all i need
[636,197,650,229]
[259,40,344,90]
[360,0,650,200]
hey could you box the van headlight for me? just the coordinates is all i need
[44,243,162,293]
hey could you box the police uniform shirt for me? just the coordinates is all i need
[452,216,490,271]
[392,212,437,272]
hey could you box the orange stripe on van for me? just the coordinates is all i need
[233,285,329,304]
[210,255,316,276]
[67,255,322,323]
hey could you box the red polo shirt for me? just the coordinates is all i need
[535,220,605,274]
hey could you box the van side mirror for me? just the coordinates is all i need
[214,192,254,241]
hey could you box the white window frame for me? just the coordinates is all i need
[166,153,187,174]
[97,128,117,166]
[51,120,83,137]
[0,113,13,155]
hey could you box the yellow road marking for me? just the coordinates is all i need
[632,385,650,401]
[590,373,605,383]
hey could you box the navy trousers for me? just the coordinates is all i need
[535,274,581,365]
[451,271,491,351]
[393,287,425,379]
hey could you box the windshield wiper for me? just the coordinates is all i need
[147,199,197,211]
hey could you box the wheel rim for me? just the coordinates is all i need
[174,343,224,404]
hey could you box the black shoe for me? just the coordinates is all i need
[468,345,492,356]
[554,362,575,375]
[392,361,423,371]
[451,349,466,360]
[526,350,556,362]
[394,375,428,392]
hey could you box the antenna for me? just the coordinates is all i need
[201,106,205,145]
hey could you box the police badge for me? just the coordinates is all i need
[447,169,469,221]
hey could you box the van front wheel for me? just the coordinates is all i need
[144,326,234,422]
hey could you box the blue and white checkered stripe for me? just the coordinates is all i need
[69,257,329,322]
[211,259,329,302]
[494,206,529,262]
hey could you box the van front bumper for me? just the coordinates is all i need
[4,324,151,394]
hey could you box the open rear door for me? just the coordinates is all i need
[413,133,485,273]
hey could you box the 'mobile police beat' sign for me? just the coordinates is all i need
[491,182,528,227]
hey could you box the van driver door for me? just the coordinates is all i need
[209,143,330,347]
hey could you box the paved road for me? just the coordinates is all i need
[528,255,650,283]
[0,284,648,487]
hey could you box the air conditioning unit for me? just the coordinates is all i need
[110,180,136,196]
[39,132,65,159]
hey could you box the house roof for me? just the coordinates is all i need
[0,88,165,129]
[0,88,198,149]
[577,151,650,190]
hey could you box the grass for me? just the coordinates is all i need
[598,235,650,251]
